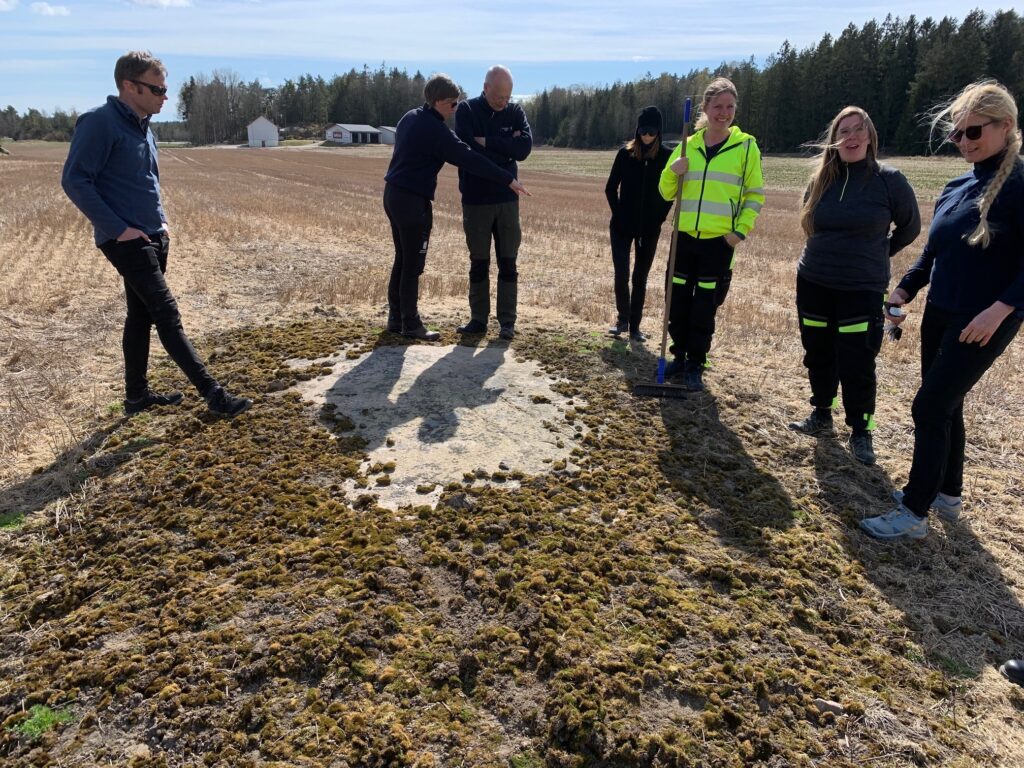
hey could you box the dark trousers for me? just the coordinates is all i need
[99,234,217,401]
[902,303,1021,515]
[462,201,521,325]
[796,275,884,431]
[610,225,661,332]
[384,183,432,329]
[667,233,733,367]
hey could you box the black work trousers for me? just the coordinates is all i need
[667,233,733,367]
[610,225,662,333]
[384,183,432,330]
[901,303,1021,516]
[99,233,217,401]
[796,275,884,431]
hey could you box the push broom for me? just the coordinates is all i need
[633,96,693,399]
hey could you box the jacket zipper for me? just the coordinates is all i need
[839,165,850,201]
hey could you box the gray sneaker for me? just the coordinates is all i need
[890,489,962,522]
[860,506,929,540]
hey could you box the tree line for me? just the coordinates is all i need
[1,10,1021,154]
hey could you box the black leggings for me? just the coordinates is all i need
[384,183,432,329]
[610,225,661,332]
[901,303,1021,515]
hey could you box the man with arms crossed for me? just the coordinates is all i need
[62,51,251,417]
[454,65,533,339]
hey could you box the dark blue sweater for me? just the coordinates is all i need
[384,103,514,201]
[898,153,1024,317]
[62,96,166,246]
[454,95,532,205]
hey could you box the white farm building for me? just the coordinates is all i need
[247,116,279,148]
[325,124,381,145]
[378,126,397,145]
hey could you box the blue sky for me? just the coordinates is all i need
[0,0,1013,121]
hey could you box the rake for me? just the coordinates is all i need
[634,96,693,399]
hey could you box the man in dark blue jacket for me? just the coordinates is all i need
[454,66,533,339]
[62,51,251,417]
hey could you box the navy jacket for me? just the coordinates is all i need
[605,144,674,237]
[799,160,921,292]
[385,103,514,201]
[62,96,167,246]
[454,95,532,205]
[898,153,1024,317]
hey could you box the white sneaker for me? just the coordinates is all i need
[890,489,962,522]
[860,506,929,540]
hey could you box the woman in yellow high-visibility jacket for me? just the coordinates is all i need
[659,78,765,390]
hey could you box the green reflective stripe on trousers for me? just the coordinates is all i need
[672,276,687,285]
[831,397,839,409]
[863,413,876,431]
[729,255,736,269]
[801,318,828,328]
[838,321,869,333]
[697,281,717,290]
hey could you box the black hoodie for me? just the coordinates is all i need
[605,105,673,237]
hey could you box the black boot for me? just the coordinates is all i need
[849,431,876,465]
[788,408,834,435]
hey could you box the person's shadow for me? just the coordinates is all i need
[322,337,508,450]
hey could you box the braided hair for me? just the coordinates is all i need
[931,80,1022,248]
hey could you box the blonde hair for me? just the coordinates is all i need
[800,106,879,236]
[694,78,738,132]
[931,80,1022,248]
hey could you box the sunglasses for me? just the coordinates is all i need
[130,79,168,97]
[638,129,658,137]
[948,119,995,143]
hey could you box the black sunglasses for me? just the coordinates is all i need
[948,119,995,143]
[638,128,658,137]
[130,79,168,97]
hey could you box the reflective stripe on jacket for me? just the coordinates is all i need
[658,125,765,239]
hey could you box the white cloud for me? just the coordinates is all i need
[129,0,193,7]
[0,0,19,11]
[30,2,69,15]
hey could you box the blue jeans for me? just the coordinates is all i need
[99,233,217,400]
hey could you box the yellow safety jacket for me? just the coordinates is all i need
[658,125,765,239]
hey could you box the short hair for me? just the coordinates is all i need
[424,74,461,106]
[114,51,166,89]
[484,65,512,87]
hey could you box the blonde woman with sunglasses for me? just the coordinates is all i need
[861,81,1024,540]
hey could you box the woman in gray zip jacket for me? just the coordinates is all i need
[789,106,921,466]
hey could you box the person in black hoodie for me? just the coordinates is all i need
[604,106,673,342]
[383,74,529,341]
[789,106,920,465]
[862,81,1023,540]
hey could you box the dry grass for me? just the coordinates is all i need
[1,141,1023,765]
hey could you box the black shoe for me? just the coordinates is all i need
[1000,659,1024,687]
[206,386,253,417]
[402,325,441,341]
[457,319,487,335]
[788,409,834,435]
[663,358,684,380]
[386,319,402,333]
[684,366,704,392]
[608,320,628,336]
[124,389,184,415]
[629,330,647,343]
[499,323,515,340]
[849,432,876,465]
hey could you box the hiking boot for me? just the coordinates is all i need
[457,319,487,335]
[849,432,876,465]
[859,506,929,540]
[499,323,516,340]
[124,389,184,415]
[608,320,628,336]
[629,330,648,343]
[683,362,704,392]
[1000,659,1024,687]
[788,409,833,436]
[890,489,962,523]
[663,358,684,380]
[386,320,402,333]
[401,325,441,341]
[206,386,253,417]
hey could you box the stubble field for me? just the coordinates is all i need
[1,141,1023,766]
